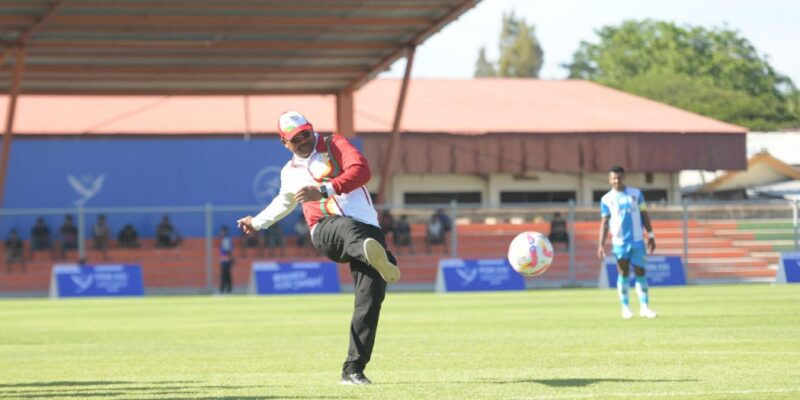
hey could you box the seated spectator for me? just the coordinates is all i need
[294,218,313,256]
[92,214,111,260]
[426,213,447,255]
[30,216,54,259]
[156,215,181,248]
[118,224,140,248]
[379,210,395,239]
[59,215,78,259]
[392,215,413,255]
[434,208,452,235]
[5,229,26,273]
[263,223,285,258]
[549,212,569,250]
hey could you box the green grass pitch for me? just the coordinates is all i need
[1,284,799,399]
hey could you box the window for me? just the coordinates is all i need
[501,191,576,204]
[645,173,654,184]
[404,192,482,205]
[641,189,668,203]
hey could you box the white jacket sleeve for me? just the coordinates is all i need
[251,190,297,231]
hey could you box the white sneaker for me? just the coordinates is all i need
[363,238,401,283]
[622,307,633,319]
[640,307,658,319]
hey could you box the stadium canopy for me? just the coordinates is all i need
[0,0,481,205]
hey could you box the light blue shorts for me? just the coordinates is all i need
[612,242,646,268]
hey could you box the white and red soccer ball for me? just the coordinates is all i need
[507,231,554,277]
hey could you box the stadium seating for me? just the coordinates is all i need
[0,219,794,293]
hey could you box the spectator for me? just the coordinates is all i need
[426,213,446,255]
[434,209,452,237]
[92,214,111,260]
[549,212,569,250]
[294,217,312,256]
[379,210,395,238]
[5,229,26,273]
[59,215,78,259]
[156,215,181,248]
[263,223,285,258]
[30,216,54,259]
[219,226,234,294]
[118,224,140,248]
[392,215,413,255]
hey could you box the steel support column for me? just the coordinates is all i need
[336,88,354,137]
[376,47,415,206]
[0,48,26,208]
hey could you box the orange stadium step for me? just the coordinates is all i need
[687,257,769,269]
[750,252,782,265]
[656,237,734,248]
[712,230,756,240]
[656,248,749,258]
[688,268,776,279]
[697,220,738,229]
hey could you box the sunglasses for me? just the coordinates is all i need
[290,130,313,144]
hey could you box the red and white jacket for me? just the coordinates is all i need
[251,133,378,236]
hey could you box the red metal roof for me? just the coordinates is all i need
[0,78,746,135]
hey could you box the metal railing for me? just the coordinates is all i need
[1,199,798,293]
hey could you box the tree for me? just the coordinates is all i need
[474,11,543,78]
[565,20,800,131]
[474,47,496,77]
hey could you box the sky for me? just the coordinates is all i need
[380,0,800,84]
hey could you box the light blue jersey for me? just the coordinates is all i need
[600,186,647,247]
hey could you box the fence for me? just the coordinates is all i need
[1,199,798,294]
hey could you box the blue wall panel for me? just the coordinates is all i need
[2,136,359,239]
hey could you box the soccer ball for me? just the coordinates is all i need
[507,231,554,277]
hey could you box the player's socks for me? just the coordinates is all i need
[617,275,632,318]
[635,276,649,307]
[616,274,630,308]
[635,276,657,318]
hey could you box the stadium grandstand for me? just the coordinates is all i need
[1,78,797,294]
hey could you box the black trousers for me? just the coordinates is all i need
[219,261,232,294]
[312,216,397,374]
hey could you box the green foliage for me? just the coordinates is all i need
[474,11,543,78]
[474,47,496,77]
[619,71,797,130]
[565,20,800,130]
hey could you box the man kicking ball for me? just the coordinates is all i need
[237,111,400,385]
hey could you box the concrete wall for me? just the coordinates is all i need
[374,171,679,206]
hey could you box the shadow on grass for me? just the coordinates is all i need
[497,378,698,387]
[0,380,355,400]
[383,377,697,388]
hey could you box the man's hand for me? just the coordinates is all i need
[295,185,323,203]
[236,216,256,236]
[597,245,606,260]
[647,238,656,254]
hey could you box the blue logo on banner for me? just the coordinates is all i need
[777,252,800,283]
[599,255,686,288]
[436,258,525,292]
[51,264,145,298]
[250,262,340,295]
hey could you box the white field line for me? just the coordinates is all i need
[513,387,800,400]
